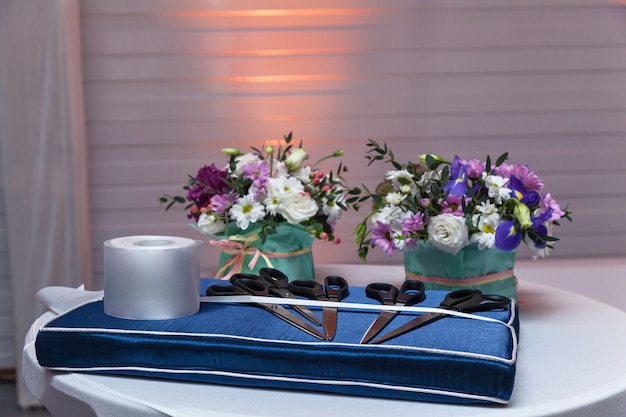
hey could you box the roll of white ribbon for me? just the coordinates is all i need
[103,235,203,320]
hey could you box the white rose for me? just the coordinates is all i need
[427,213,469,255]
[281,192,319,224]
[285,148,308,171]
[197,213,226,235]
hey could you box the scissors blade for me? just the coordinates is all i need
[260,303,326,340]
[322,306,338,340]
[371,312,445,345]
[270,288,322,326]
[360,310,399,344]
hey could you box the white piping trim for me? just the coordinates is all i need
[44,365,510,404]
[40,315,517,365]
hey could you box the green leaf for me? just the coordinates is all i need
[495,152,509,167]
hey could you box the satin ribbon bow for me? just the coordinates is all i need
[209,234,273,280]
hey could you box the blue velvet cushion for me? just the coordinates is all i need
[35,279,518,404]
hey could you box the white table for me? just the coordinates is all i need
[23,265,626,417]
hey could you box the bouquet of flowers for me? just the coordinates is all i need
[160,132,355,245]
[353,140,572,261]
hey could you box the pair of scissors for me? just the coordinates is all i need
[360,280,426,344]
[371,289,511,344]
[205,274,326,340]
[258,268,321,326]
[288,276,349,340]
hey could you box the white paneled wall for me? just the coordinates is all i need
[78,0,626,287]
[0,170,14,368]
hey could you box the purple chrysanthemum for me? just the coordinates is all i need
[464,158,486,179]
[211,192,238,215]
[441,195,468,216]
[371,221,397,256]
[494,163,543,192]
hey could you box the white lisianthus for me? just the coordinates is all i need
[417,170,442,192]
[197,213,226,235]
[233,153,262,176]
[483,174,511,205]
[291,165,312,184]
[322,194,344,222]
[427,213,469,255]
[285,148,308,172]
[229,194,266,229]
[281,192,319,224]
[371,205,403,229]
[271,160,288,177]
[266,176,305,196]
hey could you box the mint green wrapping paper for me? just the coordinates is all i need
[403,242,517,300]
[210,223,315,281]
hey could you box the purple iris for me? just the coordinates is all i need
[495,208,555,251]
[495,221,523,251]
[508,175,540,207]
[443,156,469,196]
[527,208,554,249]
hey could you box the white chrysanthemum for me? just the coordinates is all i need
[197,213,226,235]
[385,192,406,207]
[476,201,500,222]
[385,169,418,196]
[427,213,469,255]
[470,214,498,250]
[281,192,319,224]
[229,194,266,230]
[263,194,282,216]
[484,174,511,205]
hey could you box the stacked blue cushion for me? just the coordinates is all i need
[35,278,518,404]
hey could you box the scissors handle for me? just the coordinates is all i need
[324,275,349,302]
[441,289,510,313]
[396,280,426,306]
[229,274,271,297]
[259,267,289,288]
[365,283,399,306]
[205,284,249,296]
[288,280,326,300]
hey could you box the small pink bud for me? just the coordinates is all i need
[200,207,208,214]
[320,232,329,241]
[322,185,331,192]
[333,237,341,245]
[191,205,199,213]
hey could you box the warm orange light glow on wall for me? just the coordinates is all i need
[170,9,378,18]
[230,74,350,84]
